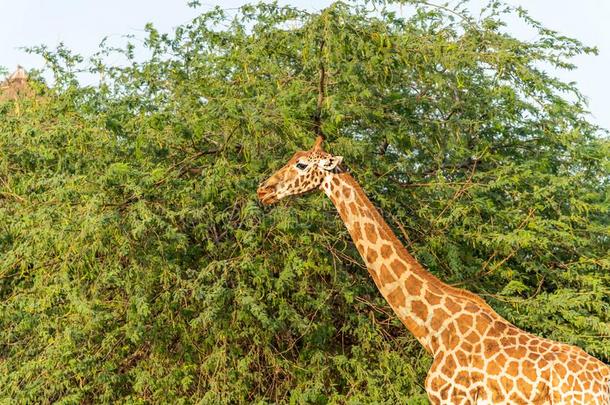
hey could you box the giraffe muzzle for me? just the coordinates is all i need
[257,185,278,205]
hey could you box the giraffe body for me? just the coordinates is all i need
[257,137,610,404]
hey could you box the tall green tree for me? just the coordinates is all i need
[1,1,608,402]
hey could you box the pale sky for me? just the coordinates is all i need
[1,1,608,130]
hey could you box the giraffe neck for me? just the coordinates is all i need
[321,171,499,355]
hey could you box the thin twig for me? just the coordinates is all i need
[312,14,327,139]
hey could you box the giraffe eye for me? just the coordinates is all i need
[296,162,308,170]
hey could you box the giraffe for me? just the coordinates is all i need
[257,136,610,404]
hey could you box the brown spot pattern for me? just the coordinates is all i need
[364,223,378,244]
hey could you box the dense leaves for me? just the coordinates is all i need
[1,1,608,402]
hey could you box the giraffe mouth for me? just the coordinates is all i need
[257,186,278,205]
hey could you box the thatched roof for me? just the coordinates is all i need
[0,66,32,101]
[7,65,28,82]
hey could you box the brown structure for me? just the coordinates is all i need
[257,136,610,404]
[0,65,31,101]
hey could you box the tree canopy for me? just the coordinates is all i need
[1,1,608,403]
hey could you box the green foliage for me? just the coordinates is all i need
[1,1,608,402]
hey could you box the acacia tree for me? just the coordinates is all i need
[1,1,608,403]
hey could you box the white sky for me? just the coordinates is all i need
[1,1,608,130]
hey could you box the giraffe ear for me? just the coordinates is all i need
[318,156,343,171]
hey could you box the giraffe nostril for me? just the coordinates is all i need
[258,183,275,193]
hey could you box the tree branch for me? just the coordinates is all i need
[313,36,326,139]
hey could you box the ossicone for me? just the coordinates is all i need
[312,136,325,152]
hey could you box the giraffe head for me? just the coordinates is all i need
[257,136,343,205]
